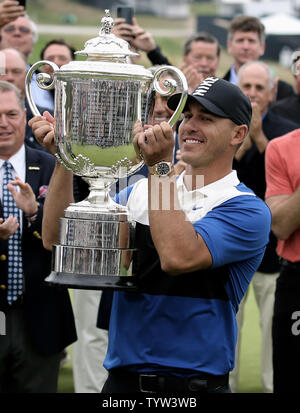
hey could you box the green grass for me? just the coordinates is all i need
[58,345,74,393]
[57,285,263,393]
[190,1,218,16]
[238,284,263,393]
[27,0,107,26]
[27,0,193,28]
[27,0,218,27]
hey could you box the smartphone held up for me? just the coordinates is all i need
[116,6,134,25]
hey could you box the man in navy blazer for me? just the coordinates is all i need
[224,15,295,102]
[0,80,76,392]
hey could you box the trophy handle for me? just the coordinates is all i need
[152,65,188,128]
[25,60,58,117]
[25,61,74,171]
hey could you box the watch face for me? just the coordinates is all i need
[156,162,171,176]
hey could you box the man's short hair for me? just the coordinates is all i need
[25,13,38,44]
[0,80,25,110]
[40,38,76,60]
[183,32,221,57]
[228,15,265,43]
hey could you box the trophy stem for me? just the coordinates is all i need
[70,176,126,213]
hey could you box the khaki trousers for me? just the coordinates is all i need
[72,289,108,393]
[229,271,279,393]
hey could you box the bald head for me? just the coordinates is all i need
[0,48,27,96]
[238,60,275,115]
[238,61,275,90]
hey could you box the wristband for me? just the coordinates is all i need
[25,202,40,223]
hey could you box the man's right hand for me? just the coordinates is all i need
[0,216,18,240]
[113,17,156,53]
[28,111,56,155]
[0,0,25,28]
[112,17,135,44]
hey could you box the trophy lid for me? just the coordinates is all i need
[75,9,138,61]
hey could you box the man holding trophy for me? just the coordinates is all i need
[27,12,271,393]
[99,78,271,393]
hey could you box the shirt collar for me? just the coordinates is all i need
[0,145,25,177]
[229,65,238,85]
[177,170,240,197]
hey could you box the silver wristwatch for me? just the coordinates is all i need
[148,161,173,177]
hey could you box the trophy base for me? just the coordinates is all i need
[45,271,138,292]
[50,201,137,291]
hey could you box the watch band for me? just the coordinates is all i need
[148,161,173,177]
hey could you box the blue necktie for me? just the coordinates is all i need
[2,161,23,304]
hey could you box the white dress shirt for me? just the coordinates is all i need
[0,144,26,230]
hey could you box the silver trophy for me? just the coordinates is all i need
[25,10,188,290]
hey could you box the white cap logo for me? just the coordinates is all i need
[193,77,219,97]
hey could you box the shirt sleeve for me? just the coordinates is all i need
[194,196,271,268]
[265,139,293,198]
[147,46,171,66]
[114,185,134,206]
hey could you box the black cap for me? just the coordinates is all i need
[168,77,252,129]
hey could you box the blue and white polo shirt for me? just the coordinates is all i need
[104,171,271,376]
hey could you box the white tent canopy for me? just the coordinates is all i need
[218,0,296,17]
[261,13,300,35]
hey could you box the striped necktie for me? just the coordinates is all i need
[2,161,23,304]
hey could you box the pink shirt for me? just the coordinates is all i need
[265,129,300,262]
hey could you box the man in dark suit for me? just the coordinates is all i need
[0,80,76,392]
[224,15,295,102]
[229,60,298,393]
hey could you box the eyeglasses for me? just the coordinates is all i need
[3,25,32,34]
